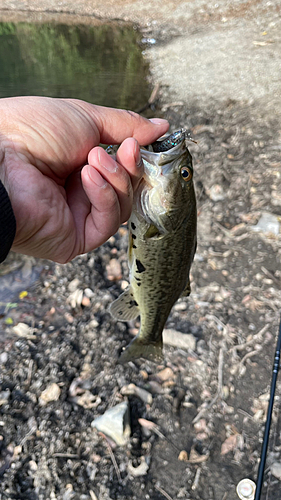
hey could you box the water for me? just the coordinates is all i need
[0,22,151,110]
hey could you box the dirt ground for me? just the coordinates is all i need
[1,1,281,500]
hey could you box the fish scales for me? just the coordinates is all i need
[109,130,197,363]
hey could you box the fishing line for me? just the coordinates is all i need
[237,315,281,500]
[254,314,281,500]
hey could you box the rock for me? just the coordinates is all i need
[250,212,280,236]
[67,289,84,308]
[39,383,61,406]
[154,367,174,382]
[208,184,225,201]
[271,462,281,480]
[91,401,130,446]
[127,456,150,476]
[120,384,153,404]
[106,259,122,281]
[81,296,91,307]
[178,450,188,461]
[163,329,196,351]
[12,322,36,339]
[68,278,80,292]
[0,390,10,406]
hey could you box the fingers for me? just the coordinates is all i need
[87,138,143,222]
[80,137,143,250]
[70,99,169,146]
[81,165,121,250]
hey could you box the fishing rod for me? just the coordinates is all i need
[237,315,281,500]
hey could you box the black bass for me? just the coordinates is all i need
[109,130,197,363]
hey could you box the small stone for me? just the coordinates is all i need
[127,456,149,476]
[68,289,84,308]
[121,384,153,404]
[81,296,91,307]
[155,367,174,382]
[12,323,36,339]
[29,460,38,472]
[39,383,61,406]
[64,312,74,324]
[91,401,130,446]
[0,352,8,364]
[208,184,225,201]
[178,450,188,461]
[250,212,280,236]
[68,278,80,292]
[271,462,281,480]
[106,259,122,281]
[163,329,196,351]
[84,288,95,298]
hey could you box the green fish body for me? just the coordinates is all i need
[109,130,197,363]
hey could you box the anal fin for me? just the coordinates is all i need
[109,288,140,321]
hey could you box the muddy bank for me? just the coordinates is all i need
[0,2,281,500]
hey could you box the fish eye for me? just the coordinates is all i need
[181,167,192,181]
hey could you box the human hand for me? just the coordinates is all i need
[0,96,169,262]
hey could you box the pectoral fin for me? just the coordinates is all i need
[109,288,140,321]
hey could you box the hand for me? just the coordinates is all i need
[0,96,169,262]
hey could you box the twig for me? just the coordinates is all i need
[230,325,269,356]
[53,453,79,458]
[261,266,281,286]
[240,349,261,365]
[136,83,160,114]
[193,346,224,424]
[24,359,34,388]
[106,443,122,483]
[155,484,174,500]
[191,467,201,490]
[89,491,98,500]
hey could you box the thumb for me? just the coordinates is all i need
[69,100,170,145]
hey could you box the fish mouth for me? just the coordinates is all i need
[140,130,189,178]
[151,129,186,152]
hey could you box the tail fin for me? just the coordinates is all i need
[119,336,163,364]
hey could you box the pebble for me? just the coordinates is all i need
[68,289,84,308]
[178,450,188,461]
[208,184,225,201]
[121,384,153,404]
[39,383,61,406]
[250,212,280,235]
[127,456,150,477]
[12,323,36,340]
[0,352,8,364]
[91,401,130,446]
[271,462,281,480]
[68,278,80,292]
[163,329,196,351]
[154,367,174,382]
[106,259,122,281]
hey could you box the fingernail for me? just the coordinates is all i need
[86,165,107,188]
[98,148,118,173]
[149,118,169,126]
[134,141,143,168]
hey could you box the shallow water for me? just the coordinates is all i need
[0,21,151,110]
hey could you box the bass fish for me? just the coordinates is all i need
[109,130,197,363]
